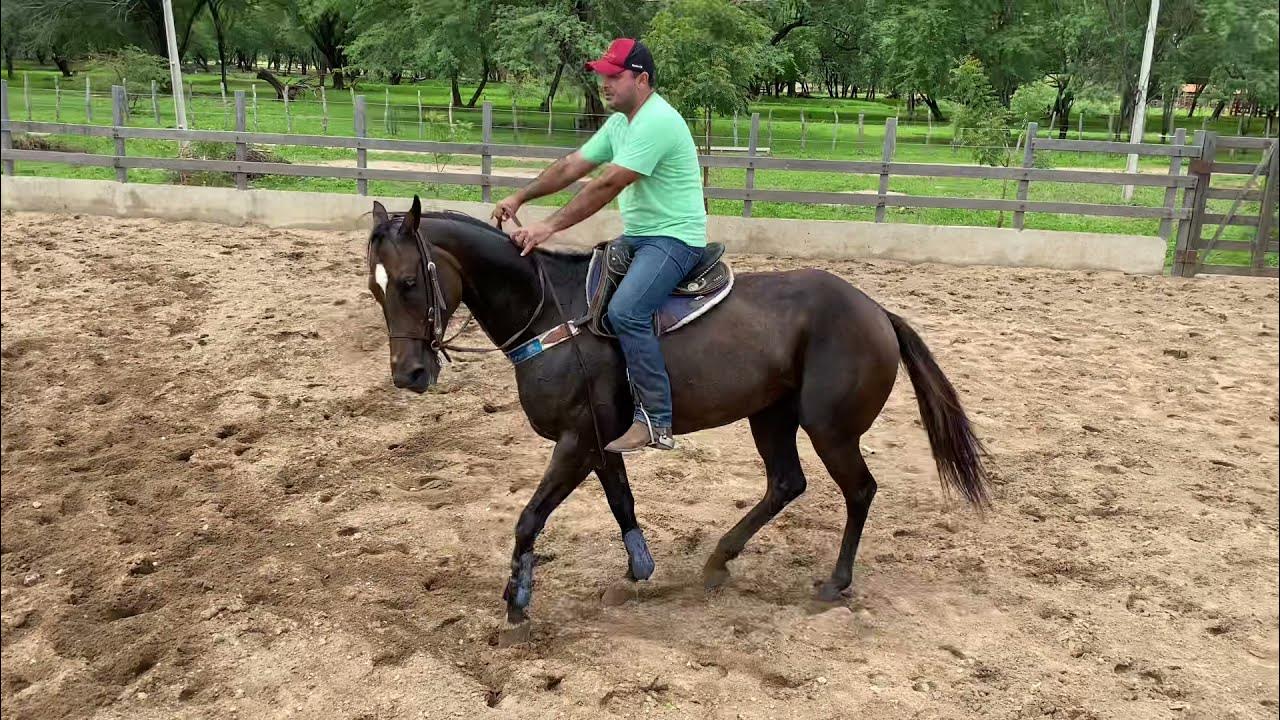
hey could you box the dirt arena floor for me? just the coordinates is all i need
[2,211,1277,720]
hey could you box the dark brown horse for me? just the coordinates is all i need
[366,197,990,624]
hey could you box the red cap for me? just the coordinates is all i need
[585,38,655,81]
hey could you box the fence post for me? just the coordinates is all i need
[767,109,773,148]
[1158,127,1187,245]
[283,89,292,133]
[416,90,422,139]
[54,76,61,122]
[2,81,13,177]
[220,81,228,128]
[354,94,368,196]
[85,76,93,123]
[1169,130,1206,276]
[151,80,160,124]
[733,111,739,147]
[122,78,129,124]
[24,72,31,122]
[1253,143,1278,270]
[800,110,807,151]
[251,83,258,131]
[321,85,329,135]
[857,113,864,145]
[384,88,390,134]
[547,105,554,137]
[875,117,897,223]
[1014,122,1037,230]
[832,110,839,151]
[481,102,493,203]
[511,101,520,144]
[187,82,195,128]
[234,91,248,191]
[926,111,932,145]
[1107,113,1114,140]
[1174,132,1216,276]
[111,85,128,183]
[744,112,760,218]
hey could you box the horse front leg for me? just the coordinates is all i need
[596,452,654,581]
[503,434,591,624]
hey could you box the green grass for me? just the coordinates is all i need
[5,66,1275,270]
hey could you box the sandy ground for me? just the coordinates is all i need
[1,211,1277,720]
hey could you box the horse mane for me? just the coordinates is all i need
[373,208,593,261]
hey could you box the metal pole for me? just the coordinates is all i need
[1123,0,1161,201]
[161,0,188,130]
[875,118,897,223]
[481,102,493,203]
[54,76,62,122]
[85,76,93,123]
[151,80,160,124]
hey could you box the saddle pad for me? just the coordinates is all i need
[586,252,734,337]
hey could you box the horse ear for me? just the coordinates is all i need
[404,195,422,236]
[371,200,390,226]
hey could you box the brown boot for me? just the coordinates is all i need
[605,422,675,453]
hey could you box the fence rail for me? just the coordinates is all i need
[2,82,1277,278]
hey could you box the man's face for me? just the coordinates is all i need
[601,70,646,113]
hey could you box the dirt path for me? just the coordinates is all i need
[1,211,1277,720]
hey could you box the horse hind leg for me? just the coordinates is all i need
[703,398,805,590]
[806,433,876,602]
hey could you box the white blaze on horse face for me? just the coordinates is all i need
[375,263,388,293]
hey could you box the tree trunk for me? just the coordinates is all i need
[466,59,490,108]
[1186,84,1205,117]
[922,95,946,123]
[450,74,463,107]
[540,62,565,112]
[331,70,345,90]
[209,1,229,90]
[256,69,300,100]
[1210,99,1226,120]
[4,47,13,80]
[388,71,402,85]
[300,56,308,75]
[54,56,73,77]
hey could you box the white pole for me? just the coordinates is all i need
[161,0,188,131]
[1123,0,1160,200]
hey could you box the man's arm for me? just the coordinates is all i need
[544,164,639,231]
[514,151,598,204]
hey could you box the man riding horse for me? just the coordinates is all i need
[492,38,704,453]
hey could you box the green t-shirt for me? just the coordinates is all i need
[578,94,707,247]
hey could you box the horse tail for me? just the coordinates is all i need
[886,312,991,509]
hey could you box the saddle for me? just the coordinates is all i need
[585,239,733,338]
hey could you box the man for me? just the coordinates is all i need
[492,38,707,453]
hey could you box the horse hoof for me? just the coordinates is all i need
[814,581,848,603]
[498,620,532,646]
[601,582,634,607]
[703,566,730,591]
[623,529,655,581]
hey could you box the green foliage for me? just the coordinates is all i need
[89,46,171,91]
[1010,80,1057,124]
[647,0,776,124]
[947,57,1012,167]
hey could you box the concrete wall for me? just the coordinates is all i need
[1,176,1168,274]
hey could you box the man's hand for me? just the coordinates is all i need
[492,194,523,227]
[510,221,555,256]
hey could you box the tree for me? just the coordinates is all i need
[290,0,354,89]
[648,0,775,146]
[948,57,1015,224]
[877,0,980,121]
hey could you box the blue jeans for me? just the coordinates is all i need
[607,235,703,428]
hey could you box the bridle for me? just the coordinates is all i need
[372,211,610,467]
[377,215,548,363]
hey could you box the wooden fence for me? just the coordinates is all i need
[1,82,1276,278]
